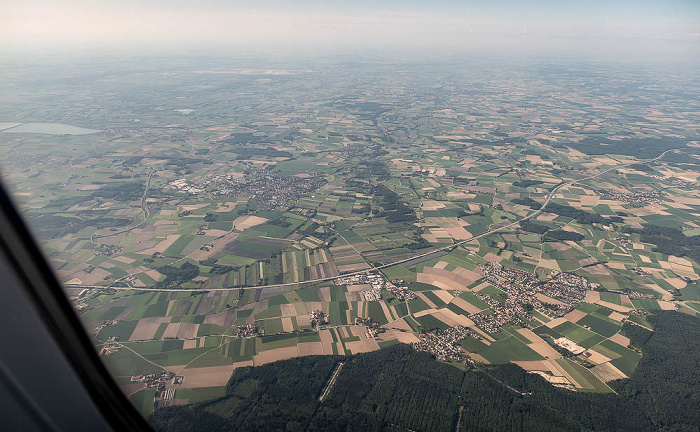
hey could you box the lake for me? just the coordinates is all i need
[0,122,101,135]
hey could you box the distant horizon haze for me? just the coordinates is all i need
[1,0,698,62]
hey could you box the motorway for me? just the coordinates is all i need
[91,168,155,242]
[70,150,673,293]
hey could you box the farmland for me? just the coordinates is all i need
[1,56,699,421]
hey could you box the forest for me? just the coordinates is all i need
[372,184,417,223]
[543,203,622,225]
[562,137,690,158]
[150,311,700,432]
[625,224,700,265]
[613,312,700,430]
[511,197,542,210]
[512,180,543,188]
[543,230,584,242]
[155,262,201,288]
[519,219,550,235]
[230,146,293,160]
[27,214,131,239]
[90,181,146,202]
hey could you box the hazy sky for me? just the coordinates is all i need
[2,0,699,59]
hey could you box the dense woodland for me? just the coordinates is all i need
[151,312,700,432]
[371,184,417,223]
[561,137,690,159]
[155,262,201,288]
[27,214,131,239]
[625,225,700,265]
[519,219,550,235]
[544,203,622,226]
[512,180,543,188]
[511,197,542,210]
[543,230,584,242]
[613,312,700,431]
[90,181,146,202]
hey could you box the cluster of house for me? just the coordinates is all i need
[206,168,326,210]
[130,372,185,402]
[95,320,119,332]
[196,224,210,236]
[198,243,214,251]
[598,189,662,204]
[69,288,103,310]
[99,344,120,357]
[310,310,329,329]
[469,293,525,334]
[631,267,652,277]
[354,316,384,339]
[120,275,139,287]
[630,308,651,316]
[411,326,477,365]
[131,372,176,388]
[336,272,378,286]
[649,175,695,189]
[234,323,262,338]
[388,279,417,301]
[671,178,695,189]
[481,262,589,315]
[469,262,590,333]
[626,290,656,300]
[615,235,632,246]
[95,244,124,256]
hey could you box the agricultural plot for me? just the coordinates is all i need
[2,58,699,413]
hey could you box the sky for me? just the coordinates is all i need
[1,0,699,59]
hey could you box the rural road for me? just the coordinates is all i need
[70,149,673,292]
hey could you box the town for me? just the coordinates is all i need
[205,168,326,210]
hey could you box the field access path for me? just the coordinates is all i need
[72,149,675,292]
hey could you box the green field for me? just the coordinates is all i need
[478,336,545,363]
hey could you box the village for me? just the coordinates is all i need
[411,326,478,365]
[470,262,592,334]
[480,262,591,315]
[598,189,662,205]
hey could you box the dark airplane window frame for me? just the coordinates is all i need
[0,181,153,431]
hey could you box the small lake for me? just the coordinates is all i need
[0,122,101,135]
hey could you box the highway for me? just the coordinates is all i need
[91,167,155,242]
